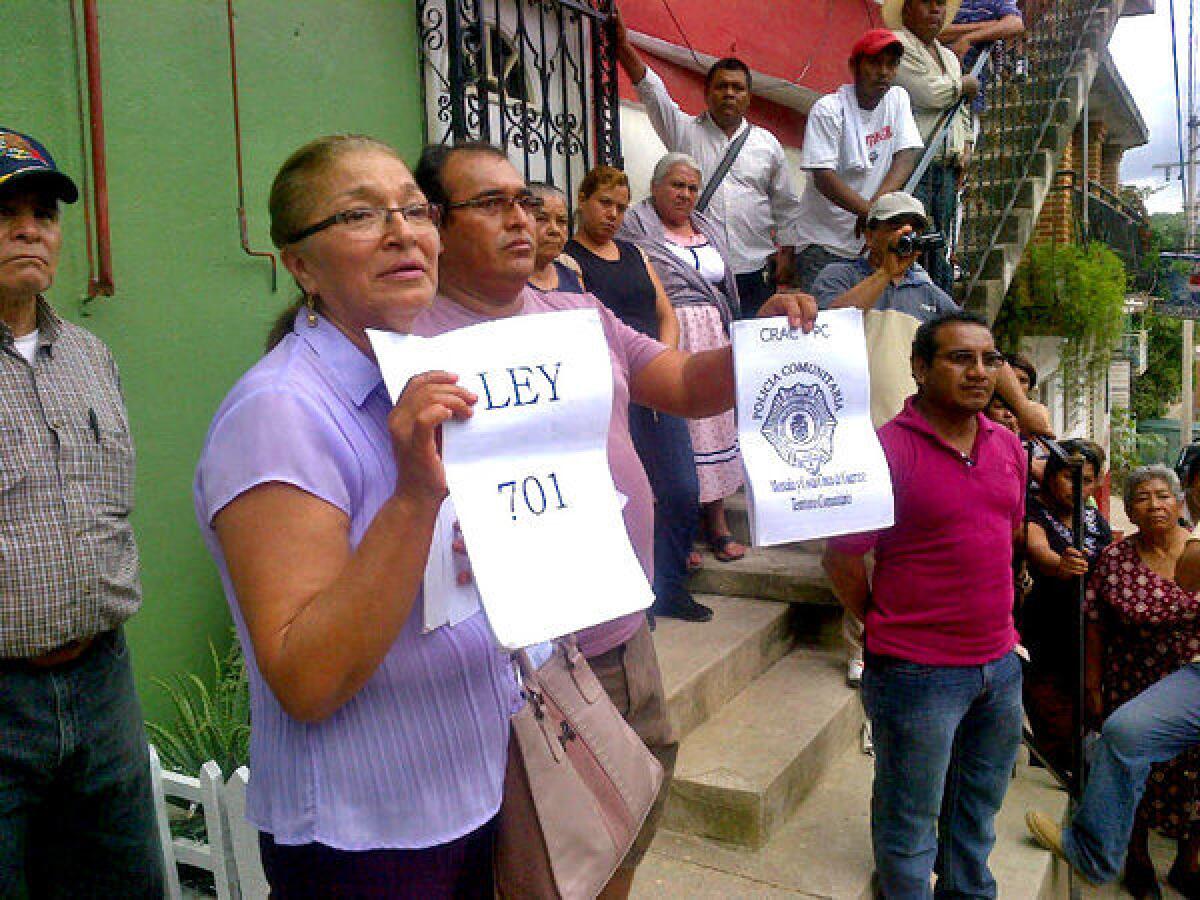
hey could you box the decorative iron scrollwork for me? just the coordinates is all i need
[416,0,620,212]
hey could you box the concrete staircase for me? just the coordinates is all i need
[958,0,1132,322]
[631,497,1072,898]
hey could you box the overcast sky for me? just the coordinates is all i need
[1110,4,1187,213]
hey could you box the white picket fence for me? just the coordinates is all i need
[149,746,268,899]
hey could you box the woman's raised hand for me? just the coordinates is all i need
[388,371,477,503]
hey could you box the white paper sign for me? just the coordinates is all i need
[421,497,483,633]
[732,309,894,546]
[368,309,653,649]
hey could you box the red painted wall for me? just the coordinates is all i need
[617,0,880,147]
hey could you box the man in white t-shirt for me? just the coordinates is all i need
[793,29,923,292]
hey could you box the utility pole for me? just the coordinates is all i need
[1184,0,1197,450]
[1184,122,1195,451]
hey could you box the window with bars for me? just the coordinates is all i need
[416,0,621,213]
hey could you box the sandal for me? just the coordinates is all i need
[1167,862,1200,900]
[710,534,746,563]
[1123,858,1163,900]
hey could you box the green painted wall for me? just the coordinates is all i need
[4,1,426,722]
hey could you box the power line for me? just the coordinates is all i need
[1189,0,1196,244]
[1171,0,1186,179]
[657,0,704,70]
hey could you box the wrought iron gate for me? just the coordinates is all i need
[416,0,622,210]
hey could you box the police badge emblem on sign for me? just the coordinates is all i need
[732,309,894,547]
[761,383,837,474]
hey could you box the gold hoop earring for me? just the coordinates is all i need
[305,293,319,327]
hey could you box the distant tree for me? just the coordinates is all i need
[1151,211,1187,253]
[1132,214,1186,420]
[1133,313,1182,420]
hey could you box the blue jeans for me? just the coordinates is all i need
[0,628,164,898]
[863,651,1023,899]
[735,264,775,319]
[911,161,958,295]
[794,244,851,293]
[1064,663,1200,884]
[628,404,699,605]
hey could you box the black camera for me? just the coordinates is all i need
[892,231,945,255]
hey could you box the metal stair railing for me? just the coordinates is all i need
[1053,169,1150,279]
[902,0,1111,311]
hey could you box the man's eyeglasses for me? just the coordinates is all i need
[444,192,543,216]
[936,350,1007,370]
[287,203,441,244]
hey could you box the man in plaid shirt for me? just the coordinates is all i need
[0,128,162,896]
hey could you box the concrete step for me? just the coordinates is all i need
[635,750,1072,899]
[962,277,1008,322]
[662,649,862,848]
[653,595,793,741]
[689,545,835,609]
[963,206,1037,247]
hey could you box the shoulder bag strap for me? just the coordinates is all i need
[696,125,753,214]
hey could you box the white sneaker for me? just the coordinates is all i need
[847,658,864,687]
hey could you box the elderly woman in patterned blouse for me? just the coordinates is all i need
[1085,465,1200,898]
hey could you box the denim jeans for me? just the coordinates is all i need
[911,161,959,295]
[863,651,1023,899]
[795,244,851,293]
[735,264,776,319]
[0,628,164,898]
[1064,663,1200,884]
[627,404,700,605]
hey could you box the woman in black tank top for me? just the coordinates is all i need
[564,166,714,625]
[564,167,677,345]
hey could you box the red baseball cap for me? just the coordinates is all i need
[850,29,904,62]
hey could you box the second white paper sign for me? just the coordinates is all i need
[732,309,895,546]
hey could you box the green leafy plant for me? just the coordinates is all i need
[998,240,1128,417]
[146,631,250,779]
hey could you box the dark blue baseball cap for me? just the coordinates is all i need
[0,128,78,204]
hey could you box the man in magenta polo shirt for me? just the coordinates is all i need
[823,310,1026,898]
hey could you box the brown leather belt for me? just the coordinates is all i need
[0,632,106,671]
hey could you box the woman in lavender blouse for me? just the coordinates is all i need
[194,135,518,897]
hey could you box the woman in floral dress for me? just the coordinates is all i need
[1086,465,1200,897]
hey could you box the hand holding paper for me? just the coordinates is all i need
[387,370,477,502]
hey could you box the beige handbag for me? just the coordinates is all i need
[495,640,665,899]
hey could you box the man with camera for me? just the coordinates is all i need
[814,192,1041,430]
[813,192,954,431]
[814,192,952,687]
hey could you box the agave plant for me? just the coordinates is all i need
[146,630,251,779]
